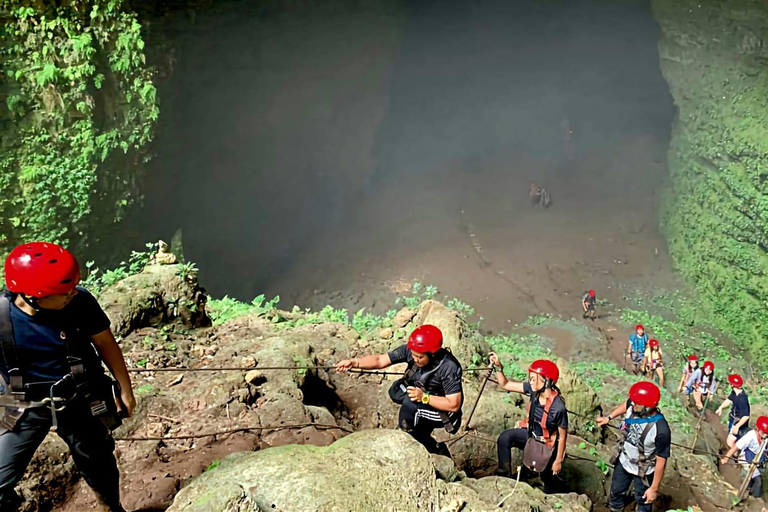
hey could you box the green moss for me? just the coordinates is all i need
[652,0,768,365]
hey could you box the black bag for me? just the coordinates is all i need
[522,438,555,473]
[388,378,408,405]
[86,374,126,431]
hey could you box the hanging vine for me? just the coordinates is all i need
[0,0,158,247]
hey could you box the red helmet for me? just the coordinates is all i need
[636,324,644,332]
[4,242,80,297]
[649,339,659,349]
[588,290,596,297]
[728,374,743,388]
[407,325,443,354]
[757,416,768,435]
[629,381,661,408]
[528,359,560,385]
[688,354,698,362]
[703,361,715,372]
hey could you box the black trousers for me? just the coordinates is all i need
[398,397,447,455]
[0,400,123,511]
[609,462,652,512]
[497,427,562,494]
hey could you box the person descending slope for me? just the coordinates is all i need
[642,339,665,388]
[721,415,768,499]
[336,325,462,456]
[678,355,699,394]
[627,325,649,374]
[716,374,750,447]
[582,289,597,321]
[686,360,717,413]
[597,382,671,512]
[489,353,568,494]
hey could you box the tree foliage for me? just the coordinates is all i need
[653,0,768,363]
[0,0,158,247]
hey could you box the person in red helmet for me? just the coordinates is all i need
[336,324,463,456]
[641,339,665,387]
[685,360,717,412]
[582,289,597,321]
[489,353,568,494]
[0,242,134,512]
[678,354,699,394]
[597,382,671,512]
[720,415,768,498]
[716,374,750,447]
[627,325,649,374]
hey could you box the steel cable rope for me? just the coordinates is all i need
[115,423,352,442]
[127,365,491,375]
[124,365,745,461]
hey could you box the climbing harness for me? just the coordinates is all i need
[737,438,768,504]
[0,295,124,431]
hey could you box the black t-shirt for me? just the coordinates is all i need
[523,381,568,438]
[582,292,596,306]
[728,390,750,420]
[387,344,463,396]
[1,287,110,382]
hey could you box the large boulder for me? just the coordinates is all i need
[167,429,591,512]
[99,264,209,337]
[555,359,602,444]
[414,300,489,367]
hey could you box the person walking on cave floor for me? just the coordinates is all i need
[716,373,750,448]
[678,354,699,394]
[335,325,462,457]
[582,289,597,321]
[720,415,768,499]
[489,353,568,494]
[0,242,135,512]
[641,339,665,388]
[597,382,670,512]
[685,360,717,413]
[628,324,649,374]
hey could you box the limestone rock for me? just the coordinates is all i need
[414,300,489,371]
[379,327,394,339]
[555,359,602,444]
[393,307,417,328]
[167,429,591,512]
[100,264,209,337]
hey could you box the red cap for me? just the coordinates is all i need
[629,381,661,408]
[728,374,743,388]
[649,339,659,348]
[703,361,715,372]
[407,325,443,354]
[636,324,644,332]
[528,360,560,384]
[4,242,80,297]
[588,290,596,297]
[688,354,698,362]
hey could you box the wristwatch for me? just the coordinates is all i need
[421,392,431,405]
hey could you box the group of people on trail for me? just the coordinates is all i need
[339,322,674,511]
[624,321,768,500]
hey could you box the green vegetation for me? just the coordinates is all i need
[204,460,221,473]
[486,333,552,381]
[0,1,158,247]
[80,242,156,296]
[206,294,280,326]
[652,0,768,366]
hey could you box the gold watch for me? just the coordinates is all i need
[421,392,431,405]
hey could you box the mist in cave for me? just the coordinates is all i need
[133,0,676,330]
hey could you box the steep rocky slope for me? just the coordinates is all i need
[652,0,768,360]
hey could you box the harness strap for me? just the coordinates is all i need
[0,295,26,401]
[522,392,559,448]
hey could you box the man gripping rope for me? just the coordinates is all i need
[627,325,648,374]
[336,325,462,456]
[721,415,768,499]
[0,242,135,511]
